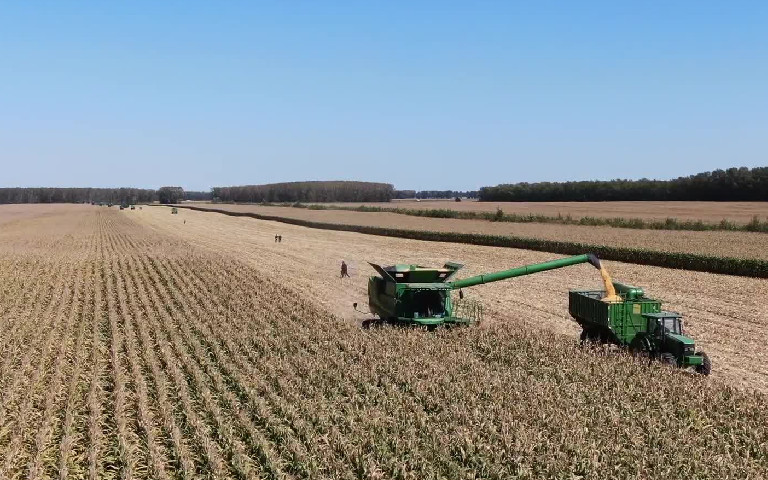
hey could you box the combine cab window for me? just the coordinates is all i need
[401,290,446,318]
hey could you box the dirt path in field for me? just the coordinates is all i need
[132,206,768,393]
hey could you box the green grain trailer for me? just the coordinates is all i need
[569,284,711,374]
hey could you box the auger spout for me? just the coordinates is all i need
[448,253,601,290]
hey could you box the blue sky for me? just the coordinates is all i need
[1,1,766,191]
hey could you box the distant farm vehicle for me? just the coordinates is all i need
[130,205,136,210]
[569,285,710,374]
[171,207,178,214]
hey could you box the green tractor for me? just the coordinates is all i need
[356,253,602,328]
[569,284,711,374]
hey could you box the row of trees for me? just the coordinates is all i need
[414,190,479,199]
[479,167,768,202]
[212,181,395,203]
[0,187,208,205]
[0,187,157,205]
[184,190,213,201]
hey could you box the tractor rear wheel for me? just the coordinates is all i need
[629,335,654,364]
[695,351,712,376]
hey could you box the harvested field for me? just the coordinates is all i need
[2,205,768,478]
[315,200,768,224]
[188,203,768,261]
[0,203,81,227]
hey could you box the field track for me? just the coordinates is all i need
[2,205,768,478]
[185,203,768,262]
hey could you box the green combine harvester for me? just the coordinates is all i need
[358,253,601,327]
[357,253,710,374]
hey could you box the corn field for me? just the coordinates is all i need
[1,206,768,479]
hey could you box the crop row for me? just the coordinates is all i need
[168,205,768,278]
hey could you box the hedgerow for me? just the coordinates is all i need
[251,202,768,233]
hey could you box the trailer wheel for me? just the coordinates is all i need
[580,328,600,345]
[695,351,712,376]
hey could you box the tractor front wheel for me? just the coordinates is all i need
[695,351,712,376]
[660,353,678,367]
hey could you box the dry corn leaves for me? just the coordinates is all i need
[0,205,766,479]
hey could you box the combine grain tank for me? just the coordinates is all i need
[569,284,711,374]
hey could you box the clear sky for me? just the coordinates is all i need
[1,1,766,191]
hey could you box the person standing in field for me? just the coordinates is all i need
[275,234,278,243]
[340,260,350,278]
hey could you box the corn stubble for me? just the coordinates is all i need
[0,207,766,479]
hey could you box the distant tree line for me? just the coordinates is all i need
[184,190,213,201]
[416,190,479,199]
[393,190,417,199]
[157,186,185,204]
[393,190,479,199]
[479,167,768,202]
[0,187,156,204]
[212,181,395,203]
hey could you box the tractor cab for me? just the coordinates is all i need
[645,312,683,335]
[642,312,699,365]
